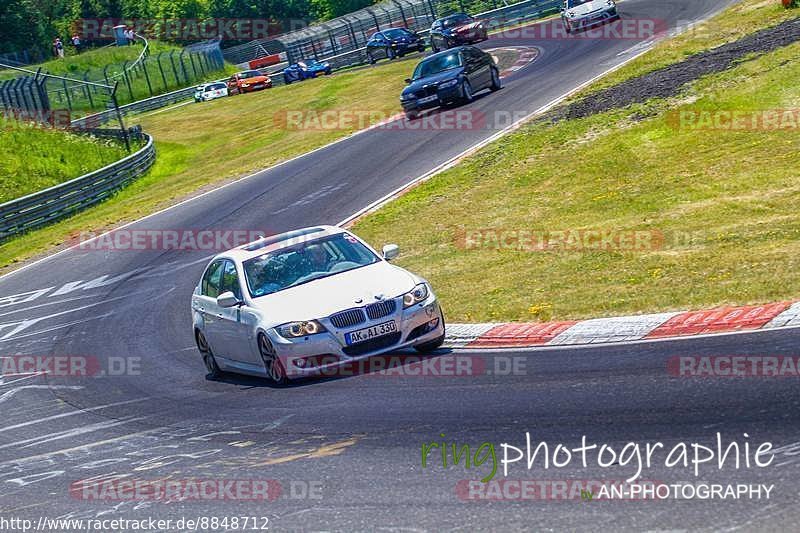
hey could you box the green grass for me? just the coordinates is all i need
[0,56,424,270]
[351,4,800,322]
[0,118,131,203]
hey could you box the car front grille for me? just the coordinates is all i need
[330,308,367,329]
[366,299,397,320]
[415,85,438,98]
[343,332,402,356]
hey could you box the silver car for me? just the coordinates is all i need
[191,226,446,383]
[561,0,619,33]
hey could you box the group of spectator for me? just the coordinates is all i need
[51,34,82,58]
[51,28,136,59]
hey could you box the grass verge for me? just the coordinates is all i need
[0,118,131,203]
[0,56,423,271]
[352,1,800,322]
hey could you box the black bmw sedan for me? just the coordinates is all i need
[400,46,501,120]
[366,28,426,64]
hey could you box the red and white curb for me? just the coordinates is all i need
[490,46,540,78]
[445,301,800,349]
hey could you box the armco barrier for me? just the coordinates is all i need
[0,134,155,241]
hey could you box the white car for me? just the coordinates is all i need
[191,226,446,383]
[194,82,228,102]
[561,0,619,33]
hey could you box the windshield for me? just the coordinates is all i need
[243,233,380,298]
[442,14,472,28]
[239,71,261,79]
[299,59,317,66]
[566,0,594,7]
[412,52,462,80]
[383,28,410,39]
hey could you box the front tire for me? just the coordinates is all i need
[414,316,446,353]
[461,79,474,103]
[490,67,502,91]
[258,333,287,385]
[406,110,420,121]
[197,330,221,379]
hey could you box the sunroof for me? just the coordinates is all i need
[241,227,326,252]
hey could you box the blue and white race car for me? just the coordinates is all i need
[282,59,332,84]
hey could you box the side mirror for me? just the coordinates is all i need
[382,244,400,261]
[217,291,241,308]
[404,78,412,84]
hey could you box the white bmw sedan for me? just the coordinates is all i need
[191,226,445,383]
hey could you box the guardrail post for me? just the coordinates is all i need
[427,0,437,18]
[103,65,111,87]
[366,8,381,30]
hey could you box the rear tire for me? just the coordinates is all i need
[196,330,221,379]
[258,333,287,385]
[406,110,420,121]
[387,47,396,60]
[368,52,376,64]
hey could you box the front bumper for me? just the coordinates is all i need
[569,7,618,27]
[393,42,425,54]
[402,84,463,112]
[269,295,445,379]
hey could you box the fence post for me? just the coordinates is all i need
[188,53,199,81]
[178,50,190,84]
[121,60,134,101]
[392,0,409,26]
[61,77,73,113]
[111,82,130,153]
[83,71,94,108]
[141,59,154,96]
[168,51,181,86]
[156,52,169,90]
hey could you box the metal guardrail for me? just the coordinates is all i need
[0,133,156,241]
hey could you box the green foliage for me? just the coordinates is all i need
[0,0,381,55]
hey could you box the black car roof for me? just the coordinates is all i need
[435,12,472,22]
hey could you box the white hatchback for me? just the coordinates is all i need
[194,82,228,102]
[191,226,446,383]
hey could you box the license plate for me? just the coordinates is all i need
[418,95,438,104]
[345,320,397,345]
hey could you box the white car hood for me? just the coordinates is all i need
[570,0,609,16]
[250,261,419,323]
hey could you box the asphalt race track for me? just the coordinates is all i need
[4,0,799,530]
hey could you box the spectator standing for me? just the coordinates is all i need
[71,34,81,53]
[55,38,64,58]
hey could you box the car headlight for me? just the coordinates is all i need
[277,320,327,338]
[568,11,576,17]
[401,93,415,101]
[241,83,250,87]
[403,283,429,308]
[439,78,460,89]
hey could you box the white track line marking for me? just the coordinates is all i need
[0,398,148,433]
